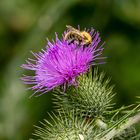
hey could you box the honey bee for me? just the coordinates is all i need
[64,25,92,46]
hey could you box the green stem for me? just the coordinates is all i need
[100,112,140,140]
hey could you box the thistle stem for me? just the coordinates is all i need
[100,112,140,140]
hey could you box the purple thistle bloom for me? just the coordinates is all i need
[21,28,104,97]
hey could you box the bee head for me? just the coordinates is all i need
[81,31,92,44]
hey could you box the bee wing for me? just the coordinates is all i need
[66,25,79,32]
[66,25,74,29]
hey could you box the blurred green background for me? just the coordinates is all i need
[0,0,140,139]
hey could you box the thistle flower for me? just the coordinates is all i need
[21,28,104,96]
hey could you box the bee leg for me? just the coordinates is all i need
[82,45,86,49]
[77,40,82,47]
[68,39,75,45]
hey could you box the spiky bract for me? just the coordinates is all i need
[54,69,115,117]
[32,111,96,140]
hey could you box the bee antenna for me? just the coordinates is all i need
[66,25,71,29]
[66,25,71,28]
[66,25,76,31]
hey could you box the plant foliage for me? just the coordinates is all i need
[32,69,140,140]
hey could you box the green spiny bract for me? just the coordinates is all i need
[53,69,115,118]
[31,69,140,140]
[32,111,96,140]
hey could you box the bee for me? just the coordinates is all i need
[64,25,92,46]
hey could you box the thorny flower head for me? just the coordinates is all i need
[21,26,105,97]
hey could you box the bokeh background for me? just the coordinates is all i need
[0,0,140,139]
